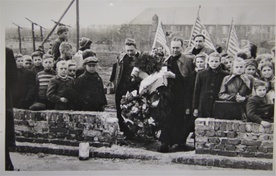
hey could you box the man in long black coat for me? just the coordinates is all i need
[6,48,18,170]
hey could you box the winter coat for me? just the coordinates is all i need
[219,74,254,101]
[246,96,274,123]
[74,71,107,111]
[184,46,215,56]
[6,48,18,147]
[12,68,36,109]
[47,75,76,110]
[193,67,229,117]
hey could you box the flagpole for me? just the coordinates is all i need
[188,5,201,47]
[226,18,234,54]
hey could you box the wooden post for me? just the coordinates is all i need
[13,23,23,53]
[26,18,37,51]
[41,0,75,46]
[76,0,80,51]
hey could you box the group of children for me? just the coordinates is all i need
[190,49,274,126]
[12,48,107,111]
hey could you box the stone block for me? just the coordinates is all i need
[238,123,246,132]
[195,118,205,126]
[225,144,236,151]
[258,134,270,141]
[220,122,227,131]
[214,121,221,130]
[232,122,240,131]
[49,127,68,134]
[226,139,241,145]
[239,152,256,158]
[255,153,273,159]
[226,122,233,131]
[258,146,268,153]
[215,131,226,137]
[204,143,215,149]
[246,146,258,152]
[208,137,220,144]
[220,158,235,168]
[246,133,259,140]
[205,130,215,137]
[195,149,210,155]
[227,132,237,138]
[217,151,238,157]
[245,123,253,132]
[195,137,208,142]
[251,123,260,133]
[241,140,261,146]
[260,141,273,148]
[215,144,225,150]
[267,148,273,153]
[195,130,205,136]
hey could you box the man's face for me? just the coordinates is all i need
[233,62,245,75]
[16,57,24,68]
[125,45,136,57]
[208,57,220,70]
[57,64,68,77]
[85,63,97,73]
[194,36,205,49]
[33,56,42,67]
[42,58,54,71]
[59,31,68,41]
[171,41,182,57]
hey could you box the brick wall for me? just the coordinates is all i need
[13,109,120,147]
[195,118,274,159]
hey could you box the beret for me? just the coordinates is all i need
[79,37,92,49]
[83,56,98,65]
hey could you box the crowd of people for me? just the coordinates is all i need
[6,25,275,166]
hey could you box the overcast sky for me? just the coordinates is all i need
[1,0,275,28]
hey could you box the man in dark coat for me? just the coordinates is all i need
[158,38,195,152]
[111,38,140,139]
[6,48,18,170]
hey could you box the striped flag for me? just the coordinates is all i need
[188,16,216,50]
[152,17,170,55]
[226,21,240,57]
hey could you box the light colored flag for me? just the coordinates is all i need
[226,20,240,56]
[188,6,216,50]
[152,17,170,55]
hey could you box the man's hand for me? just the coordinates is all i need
[193,109,198,117]
[164,71,175,79]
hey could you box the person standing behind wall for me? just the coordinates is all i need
[111,38,140,140]
[51,26,69,61]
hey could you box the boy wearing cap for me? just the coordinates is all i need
[73,37,92,70]
[47,60,76,110]
[74,56,107,111]
[51,26,69,61]
[34,54,56,109]
[31,51,44,74]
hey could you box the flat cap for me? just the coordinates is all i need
[83,56,98,65]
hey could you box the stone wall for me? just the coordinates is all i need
[13,109,120,147]
[195,118,274,159]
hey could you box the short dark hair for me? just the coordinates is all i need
[57,26,69,35]
[193,34,205,40]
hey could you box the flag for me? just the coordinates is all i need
[226,21,240,56]
[152,17,170,55]
[188,16,216,50]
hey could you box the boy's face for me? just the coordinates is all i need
[33,56,42,67]
[42,58,54,71]
[59,31,68,40]
[23,60,32,69]
[245,65,256,76]
[57,64,68,77]
[68,65,76,77]
[16,57,24,68]
[255,85,267,98]
[223,58,233,71]
[261,66,273,79]
[195,57,205,70]
[208,57,220,70]
[233,62,245,75]
[85,63,97,73]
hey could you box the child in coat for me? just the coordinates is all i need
[246,80,273,127]
[193,52,229,117]
[47,60,75,110]
[74,56,107,111]
[31,51,44,75]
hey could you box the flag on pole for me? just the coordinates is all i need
[152,17,170,55]
[188,6,216,50]
[226,20,240,57]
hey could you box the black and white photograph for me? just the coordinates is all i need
[0,0,275,175]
